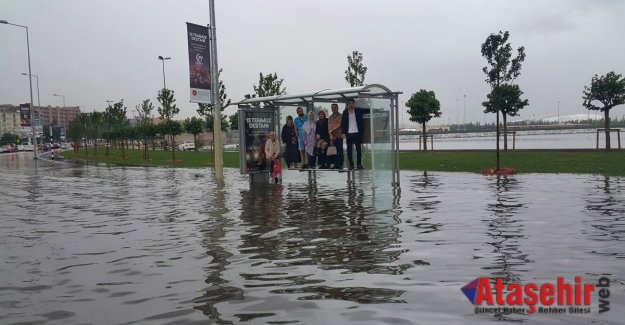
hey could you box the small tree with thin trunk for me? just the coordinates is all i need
[228,114,238,131]
[405,89,441,151]
[157,88,179,162]
[482,84,529,145]
[582,71,625,150]
[183,116,204,151]
[135,99,154,160]
[481,30,526,169]
[345,50,367,87]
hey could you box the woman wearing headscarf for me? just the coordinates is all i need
[302,111,317,168]
[281,115,300,168]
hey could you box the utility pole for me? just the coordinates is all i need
[209,0,223,180]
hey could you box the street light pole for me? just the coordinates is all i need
[2,19,37,159]
[157,56,171,89]
[22,72,40,153]
[53,93,65,142]
[463,94,466,129]
[557,100,560,124]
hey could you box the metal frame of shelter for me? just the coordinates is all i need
[234,84,402,185]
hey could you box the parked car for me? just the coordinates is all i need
[0,144,16,153]
[17,143,34,151]
[177,141,195,151]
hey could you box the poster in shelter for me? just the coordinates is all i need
[362,109,390,144]
[239,109,276,174]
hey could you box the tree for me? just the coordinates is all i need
[135,99,154,160]
[107,100,128,159]
[228,114,238,131]
[183,116,204,151]
[88,111,105,156]
[157,88,180,162]
[0,132,18,146]
[482,84,529,147]
[248,72,286,103]
[345,50,367,87]
[481,30,526,169]
[405,89,442,151]
[582,71,625,150]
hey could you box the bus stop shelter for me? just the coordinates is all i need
[233,84,401,185]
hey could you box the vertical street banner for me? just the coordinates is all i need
[186,22,211,103]
[19,103,31,127]
[19,103,33,135]
[239,109,276,174]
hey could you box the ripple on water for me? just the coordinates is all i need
[0,160,623,324]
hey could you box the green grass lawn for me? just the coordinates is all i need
[66,148,625,176]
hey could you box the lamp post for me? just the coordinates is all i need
[557,100,560,124]
[157,56,171,89]
[463,94,466,130]
[1,19,37,159]
[22,72,40,152]
[53,93,65,142]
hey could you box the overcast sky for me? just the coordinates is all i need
[2,0,624,126]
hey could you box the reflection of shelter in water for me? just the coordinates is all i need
[234,84,402,185]
[236,181,406,302]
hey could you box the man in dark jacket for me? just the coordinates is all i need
[341,98,365,170]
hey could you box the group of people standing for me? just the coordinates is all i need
[276,98,364,171]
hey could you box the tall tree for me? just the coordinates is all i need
[135,99,154,160]
[183,116,204,151]
[157,88,179,162]
[405,89,442,151]
[482,84,529,146]
[345,50,368,87]
[481,30,526,169]
[582,71,625,150]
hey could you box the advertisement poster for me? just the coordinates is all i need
[239,109,276,174]
[362,109,390,144]
[19,103,31,127]
[186,22,211,104]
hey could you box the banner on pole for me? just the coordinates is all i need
[19,103,31,127]
[186,22,211,104]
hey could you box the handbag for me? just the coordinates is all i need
[326,143,337,156]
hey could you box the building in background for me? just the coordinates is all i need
[0,104,81,138]
[37,105,81,131]
[0,105,22,134]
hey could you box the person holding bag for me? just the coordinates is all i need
[328,103,343,169]
[264,131,282,183]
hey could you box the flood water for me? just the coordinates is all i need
[399,129,620,150]
[1,153,623,324]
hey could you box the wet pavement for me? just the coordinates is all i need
[0,152,623,324]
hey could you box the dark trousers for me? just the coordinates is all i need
[332,137,344,169]
[345,133,362,168]
[307,154,316,168]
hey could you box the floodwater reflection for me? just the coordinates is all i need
[0,156,623,324]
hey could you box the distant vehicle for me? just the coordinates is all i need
[60,142,70,149]
[17,142,35,151]
[177,141,195,151]
[0,144,16,153]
